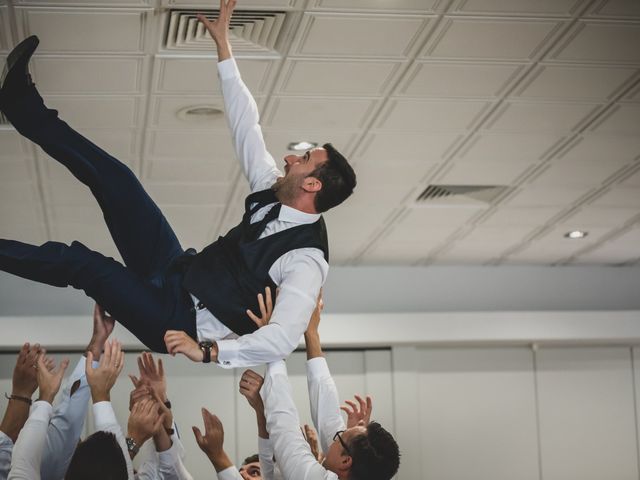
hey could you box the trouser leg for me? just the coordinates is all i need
[0,239,195,352]
[1,87,183,279]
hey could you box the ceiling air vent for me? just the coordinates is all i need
[416,185,509,206]
[164,9,286,53]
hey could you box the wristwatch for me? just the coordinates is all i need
[199,340,214,363]
[125,437,140,457]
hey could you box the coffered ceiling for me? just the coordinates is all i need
[1,0,639,266]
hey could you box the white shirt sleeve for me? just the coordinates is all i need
[306,357,346,454]
[93,401,135,480]
[40,356,92,480]
[262,361,337,480]
[218,58,281,193]
[0,431,13,480]
[7,401,52,480]
[216,250,326,368]
[217,466,244,480]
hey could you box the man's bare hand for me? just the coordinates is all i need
[192,408,233,472]
[197,0,236,47]
[134,351,168,401]
[239,369,264,412]
[36,352,69,404]
[11,343,42,398]
[86,340,124,403]
[246,286,279,329]
[86,304,115,361]
[127,397,164,453]
[302,424,324,463]
[340,394,372,428]
[164,331,206,363]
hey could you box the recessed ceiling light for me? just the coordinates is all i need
[183,106,223,116]
[177,105,224,123]
[287,141,318,151]
[564,230,588,239]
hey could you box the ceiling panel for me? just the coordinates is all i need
[154,58,274,95]
[589,104,640,134]
[450,0,582,16]
[42,96,142,129]
[399,61,523,98]
[290,13,429,58]
[512,64,636,101]
[564,205,639,227]
[149,95,231,130]
[144,182,233,206]
[310,0,438,13]
[33,56,145,94]
[15,0,149,4]
[0,130,32,159]
[355,132,463,163]
[504,186,593,207]
[434,159,534,184]
[275,59,401,96]
[0,8,10,52]
[265,97,376,129]
[423,18,562,60]
[0,203,45,231]
[354,159,439,188]
[263,130,358,161]
[590,186,640,208]
[147,159,238,183]
[528,159,630,187]
[457,132,566,163]
[39,152,136,184]
[485,101,600,133]
[480,207,563,227]
[164,0,298,7]
[550,21,640,63]
[378,99,490,132]
[572,226,640,264]
[0,159,36,182]
[16,8,147,53]
[556,134,640,162]
[587,0,640,19]
[146,130,235,161]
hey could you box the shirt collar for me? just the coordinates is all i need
[279,204,321,224]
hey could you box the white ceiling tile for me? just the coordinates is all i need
[573,227,640,264]
[0,159,35,182]
[42,96,141,129]
[457,226,534,245]
[16,0,149,4]
[362,241,426,265]
[263,130,357,163]
[310,0,437,12]
[557,134,640,163]
[589,105,640,135]
[514,65,636,101]
[424,18,562,60]
[480,207,563,227]
[450,0,582,15]
[145,182,233,206]
[626,82,640,102]
[49,204,102,224]
[165,0,297,6]
[0,130,32,159]
[276,59,400,96]
[146,130,235,160]
[505,186,593,207]
[564,205,639,227]
[587,0,640,18]
[550,21,640,63]
[17,8,146,53]
[398,205,485,229]
[590,186,640,208]
[155,58,273,95]
[343,186,411,213]
[529,159,630,187]
[33,57,145,94]
[399,62,522,98]
[0,181,41,205]
[435,160,533,184]
[0,203,43,228]
[378,99,490,132]
[354,160,439,188]
[162,205,222,247]
[0,9,10,52]
[147,159,238,183]
[45,178,95,206]
[620,168,640,187]
[356,132,463,162]
[0,224,47,245]
[291,13,429,58]
[458,133,566,163]
[485,101,599,132]
[266,97,376,129]
[150,96,230,129]
[52,221,115,249]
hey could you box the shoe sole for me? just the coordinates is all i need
[0,35,39,90]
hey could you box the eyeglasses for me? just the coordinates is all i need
[333,430,352,456]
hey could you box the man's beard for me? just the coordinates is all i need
[273,174,300,204]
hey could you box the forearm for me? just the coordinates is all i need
[255,409,269,439]
[307,358,345,453]
[304,331,322,360]
[215,37,232,62]
[0,401,30,444]
[8,401,53,480]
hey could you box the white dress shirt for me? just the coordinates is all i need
[92,401,135,479]
[0,431,13,480]
[135,425,192,480]
[216,466,243,480]
[306,357,345,454]
[262,361,337,480]
[192,58,328,369]
[7,401,53,480]
[258,436,283,480]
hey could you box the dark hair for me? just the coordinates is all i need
[308,143,356,213]
[243,453,260,465]
[349,422,400,480]
[65,431,128,480]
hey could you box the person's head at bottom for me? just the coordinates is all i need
[65,431,127,480]
[239,453,261,479]
[323,421,400,480]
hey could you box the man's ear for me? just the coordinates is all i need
[340,453,353,470]
[302,176,322,193]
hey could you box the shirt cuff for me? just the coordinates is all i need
[266,359,287,376]
[217,57,240,81]
[30,401,54,422]
[157,440,181,467]
[217,465,242,480]
[215,339,238,368]
[92,401,117,428]
[306,356,330,379]
[0,430,13,447]
[258,435,274,456]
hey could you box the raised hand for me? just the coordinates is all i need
[36,352,69,404]
[246,286,280,329]
[192,408,232,472]
[302,424,323,463]
[134,351,168,401]
[340,394,372,428]
[11,343,42,398]
[86,304,115,360]
[238,369,264,412]
[197,0,236,45]
[127,397,164,453]
[86,340,124,403]
[163,330,205,363]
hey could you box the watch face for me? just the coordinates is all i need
[199,341,213,348]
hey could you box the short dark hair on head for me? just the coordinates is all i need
[349,422,400,480]
[243,453,260,465]
[308,143,356,213]
[65,431,128,480]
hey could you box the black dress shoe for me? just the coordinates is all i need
[0,35,39,95]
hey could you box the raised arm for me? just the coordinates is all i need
[199,0,281,192]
